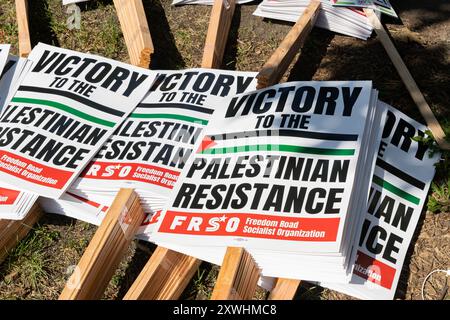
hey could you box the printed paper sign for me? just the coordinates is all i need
[152,81,376,253]
[0,43,157,198]
[74,69,257,199]
[331,0,398,18]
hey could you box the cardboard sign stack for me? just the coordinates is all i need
[0,43,156,220]
[62,0,89,5]
[319,101,438,299]
[331,0,398,18]
[150,82,439,299]
[253,0,375,40]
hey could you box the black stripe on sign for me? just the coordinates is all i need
[139,103,214,115]
[17,85,125,117]
[376,158,426,190]
[209,129,358,142]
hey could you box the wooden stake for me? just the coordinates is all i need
[201,0,236,69]
[268,278,301,300]
[59,189,144,300]
[364,9,450,150]
[0,204,42,264]
[15,0,32,57]
[123,246,201,300]
[113,0,154,68]
[211,247,260,300]
[256,0,321,89]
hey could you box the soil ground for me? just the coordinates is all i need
[0,0,448,300]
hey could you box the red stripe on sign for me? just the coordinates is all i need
[80,161,180,189]
[0,150,72,189]
[353,251,396,289]
[0,187,20,205]
[158,211,340,242]
[66,192,102,209]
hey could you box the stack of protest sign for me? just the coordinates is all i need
[0,44,39,220]
[253,0,375,40]
[150,81,384,282]
[149,92,439,299]
[48,69,257,238]
[0,44,10,75]
[0,41,440,300]
[331,0,398,18]
[62,0,89,5]
[0,43,156,220]
[172,0,252,5]
[319,101,439,299]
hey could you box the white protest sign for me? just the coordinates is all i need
[73,69,257,199]
[321,101,439,299]
[0,43,157,198]
[331,0,398,18]
[0,44,10,75]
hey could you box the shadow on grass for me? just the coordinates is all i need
[144,0,185,69]
[28,0,60,48]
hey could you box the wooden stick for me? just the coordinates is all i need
[364,9,450,150]
[211,247,260,300]
[15,0,32,57]
[201,0,236,69]
[113,0,154,68]
[256,0,321,89]
[123,246,201,300]
[59,188,145,300]
[0,204,42,264]
[268,278,301,300]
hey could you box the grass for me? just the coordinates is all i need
[428,180,450,213]
[0,225,59,296]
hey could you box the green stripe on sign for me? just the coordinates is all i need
[130,113,208,125]
[372,175,420,205]
[200,144,355,156]
[11,97,116,128]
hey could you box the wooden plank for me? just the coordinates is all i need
[15,0,32,57]
[0,204,42,264]
[59,188,145,300]
[268,278,301,300]
[256,0,321,89]
[201,0,236,68]
[113,0,154,68]
[211,247,260,300]
[364,9,450,150]
[123,246,201,300]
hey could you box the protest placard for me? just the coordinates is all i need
[253,0,375,40]
[0,43,157,198]
[331,0,398,18]
[0,48,38,220]
[151,81,379,260]
[320,101,439,299]
[0,44,10,75]
[42,68,257,238]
